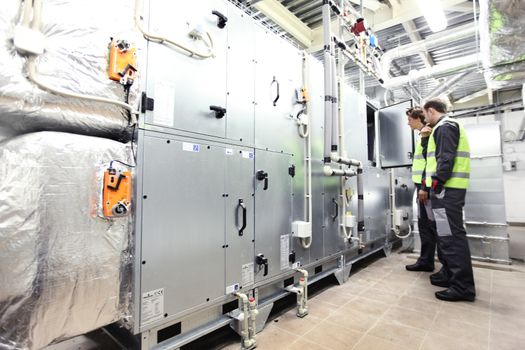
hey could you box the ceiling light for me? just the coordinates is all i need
[417,0,448,33]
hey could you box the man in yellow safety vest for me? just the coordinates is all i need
[404,107,443,273]
[422,99,475,302]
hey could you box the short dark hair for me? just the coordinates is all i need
[405,107,414,116]
[409,108,425,124]
[423,99,447,114]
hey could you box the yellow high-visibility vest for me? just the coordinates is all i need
[425,117,471,189]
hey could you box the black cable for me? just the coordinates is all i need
[110,159,136,169]
[130,122,137,163]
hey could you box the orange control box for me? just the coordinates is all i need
[108,39,137,85]
[103,170,132,217]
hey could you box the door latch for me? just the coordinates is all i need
[256,254,268,276]
[212,10,228,29]
[256,170,268,190]
[210,105,226,119]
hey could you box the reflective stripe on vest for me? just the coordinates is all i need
[425,117,471,189]
[412,136,426,184]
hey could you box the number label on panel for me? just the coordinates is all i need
[242,151,254,159]
[183,142,200,153]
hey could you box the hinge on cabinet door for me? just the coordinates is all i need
[288,165,296,177]
[141,92,155,113]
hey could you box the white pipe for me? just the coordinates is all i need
[134,0,214,59]
[425,71,471,100]
[323,166,357,177]
[296,269,309,317]
[299,53,313,250]
[382,54,480,90]
[248,297,258,344]
[331,54,339,153]
[381,23,476,77]
[331,154,362,167]
[323,2,333,163]
[235,293,255,349]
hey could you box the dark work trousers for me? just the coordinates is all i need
[431,188,476,298]
[416,195,442,268]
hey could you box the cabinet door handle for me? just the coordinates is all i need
[211,10,228,29]
[271,76,280,106]
[237,199,247,236]
[332,198,339,222]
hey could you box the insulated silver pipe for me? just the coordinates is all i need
[331,54,339,154]
[323,3,333,163]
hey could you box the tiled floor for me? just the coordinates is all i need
[220,252,525,350]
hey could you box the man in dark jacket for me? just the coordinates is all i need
[422,99,475,302]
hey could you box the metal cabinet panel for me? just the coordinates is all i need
[140,135,225,323]
[225,146,255,289]
[254,150,293,282]
[144,0,228,137]
[378,100,414,168]
[363,167,390,242]
[254,27,302,153]
[226,4,255,144]
[323,177,347,256]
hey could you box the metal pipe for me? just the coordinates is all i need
[381,23,476,77]
[425,71,472,100]
[382,54,481,90]
[467,234,509,242]
[323,2,333,163]
[331,53,339,153]
[465,221,508,227]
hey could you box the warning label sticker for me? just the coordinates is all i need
[141,288,164,325]
[280,235,290,270]
[182,142,200,153]
[242,262,254,286]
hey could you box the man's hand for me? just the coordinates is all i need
[418,190,428,204]
[420,125,432,137]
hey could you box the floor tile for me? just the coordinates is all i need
[382,305,435,330]
[325,308,378,333]
[255,322,299,350]
[303,321,363,350]
[312,287,356,307]
[429,313,489,345]
[421,332,488,350]
[273,310,322,336]
[438,303,491,328]
[359,287,401,304]
[340,296,390,317]
[287,338,331,350]
[394,294,441,314]
[352,334,407,350]
[489,329,525,350]
[367,320,426,350]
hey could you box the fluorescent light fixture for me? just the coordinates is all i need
[417,0,448,33]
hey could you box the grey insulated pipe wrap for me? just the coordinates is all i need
[357,168,365,233]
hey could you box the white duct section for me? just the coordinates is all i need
[381,24,477,89]
[382,54,481,90]
[425,71,472,100]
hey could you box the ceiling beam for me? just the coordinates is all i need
[254,0,313,47]
[348,0,387,12]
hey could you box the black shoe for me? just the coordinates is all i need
[430,276,450,288]
[435,289,475,302]
[405,263,434,272]
[430,268,447,280]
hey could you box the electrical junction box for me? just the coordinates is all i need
[344,214,356,228]
[394,209,405,226]
[292,221,312,239]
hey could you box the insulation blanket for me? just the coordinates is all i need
[0,0,140,141]
[480,0,525,89]
[0,132,133,350]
